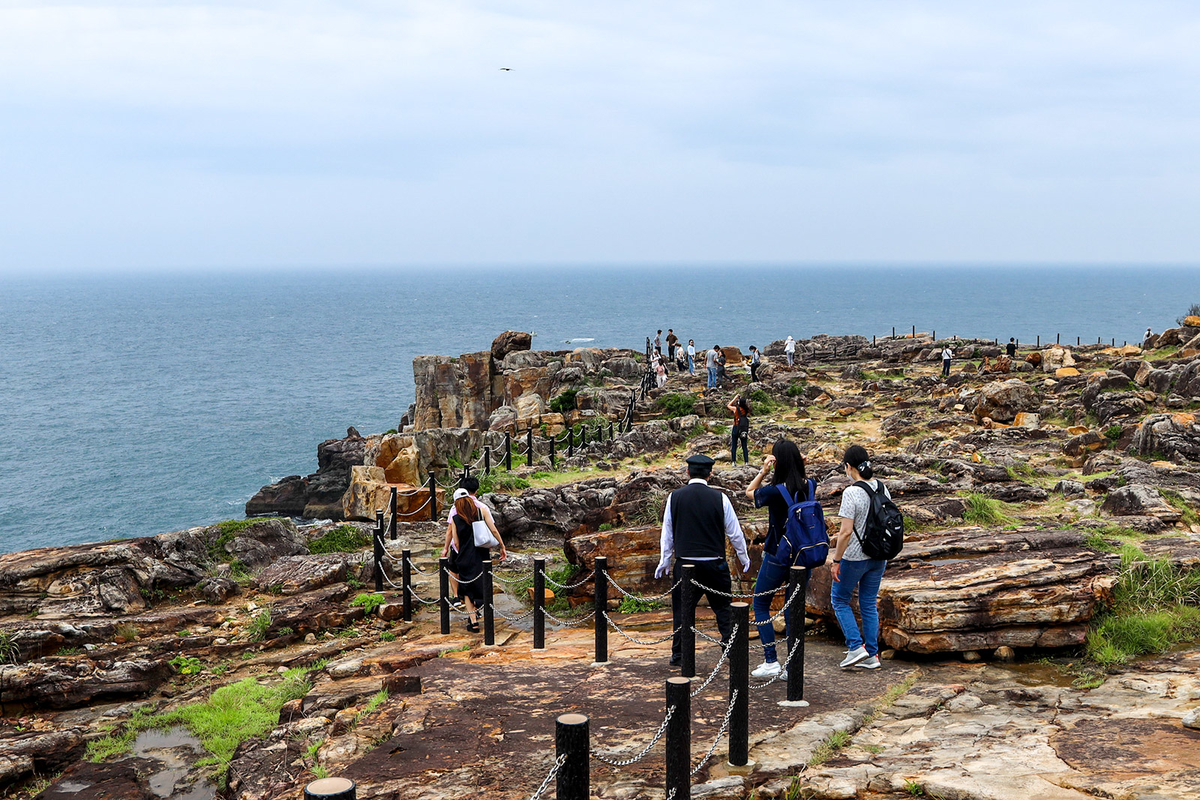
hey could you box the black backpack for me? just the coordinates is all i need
[853,480,904,560]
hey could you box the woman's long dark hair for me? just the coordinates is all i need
[737,396,750,416]
[770,439,807,500]
[843,444,874,480]
[454,496,479,524]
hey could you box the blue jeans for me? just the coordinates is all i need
[830,558,887,656]
[688,355,694,375]
[707,366,717,388]
[752,554,791,663]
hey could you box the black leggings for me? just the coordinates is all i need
[730,427,748,463]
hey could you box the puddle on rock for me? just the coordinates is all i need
[129,727,218,799]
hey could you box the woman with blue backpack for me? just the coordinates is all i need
[744,440,825,678]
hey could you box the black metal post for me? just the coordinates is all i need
[665,677,692,800]
[439,557,451,635]
[581,425,588,448]
[428,471,438,521]
[1036,335,1040,348]
[567,427,575,458]
[594,556,608,664]
[483,560,495,646]
[1057,333,1060,344]
[483,445,491,475]
[533,557,546,650]
[1077,336,1081,346]
[608,420,614,440]
[556,713,589,800]
[373,511,384,593]
[527,428,534,468]
[729,602,749,766]
[681,563,696,678]
[401,548,413,622]
[872,335,876,345]
[932,330,935,342]
[504,433,512,470]
[304,777,357,800]
[549,435,556,469]
[912,324,916,338]
[389,487,398,541]
[892,326,895,338]
[785,566,807,703]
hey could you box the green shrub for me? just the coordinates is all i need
[962,493,1014,526]
[655,393,695,418]
[247,610,272,642]
[380,631,396,642]
[1103,425,1123,442]
[0,632,19,665]
[309,525,372,554]
[169,655,204,675]
[617,596,664,614]
[351,593,386,616]
[786,382,807,397]
[549,389,578,414]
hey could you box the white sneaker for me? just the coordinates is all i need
[751,661,782,678]
[839,646,869,668]
[855,655,881,670]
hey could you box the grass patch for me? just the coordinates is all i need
[351,593,386,616]
[786,381,807,397]
[655,393,696,418]
[617,595,665,614]
[247,610,272,642]
[309,524,371,554]
[961,493,1015,526]
[808,729,852,766]
[86,669,313,788]
[478,470,531,494]
[1161,489,1199,526]
[380,630,396,642]
[209,518,272,562]
[1086,546,1200,667]
[628,488,668,526]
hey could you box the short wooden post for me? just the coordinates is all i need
[304,777,356,800]
[533,557,546,650]
[665,677,692,800]
[594,556,608,664]
[483,560,495,646]
[556,713,589,800]
[439,557,451,635]
[401,548,412,622]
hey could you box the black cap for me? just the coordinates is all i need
[685,454,715,468]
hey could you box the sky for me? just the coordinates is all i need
[1,1,1199,274]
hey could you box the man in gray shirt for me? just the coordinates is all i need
[706,346,719,389]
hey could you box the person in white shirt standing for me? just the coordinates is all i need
[941,344,953,379]
[687,340,697,375]
[655,454,750,667]
[784,336,796,366]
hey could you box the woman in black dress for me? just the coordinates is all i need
[443,490,488,632]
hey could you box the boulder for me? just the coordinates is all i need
[197,576,239,604]
[1091,392,1147,426]
[515,391,548,420]
[1064,430,1106,459]
[806,527,1118,653]
[412,351,496,430]
[343,466,440,523]
[1100,485,1182,522]
[491,330,532,361]
[973,379,1039,424]
[0,729,85,790]
[0,658,171,710]
[38,761,155,800]
[1128,413,1200,462]
[255,554,363,596]
[214,518,308,573]
[1041,346,1076,373]
[244,475,308,517]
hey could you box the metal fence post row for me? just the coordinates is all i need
[681,564,696,678]
[483,560,495,646]
[439,557,451,635]
[594,556,608,664]
[533,557,546,650]
[401,548,413,622]
[556,713,589,800]
[728,602,749,766]
[665,677,692,800]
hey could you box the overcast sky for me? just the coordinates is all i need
[1,1,1198,273]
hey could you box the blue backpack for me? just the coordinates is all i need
[773,479,829,569]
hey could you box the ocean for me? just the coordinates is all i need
[0,264,1194,555]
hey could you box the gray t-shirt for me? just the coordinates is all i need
[837,479,891,562]
[706,349,718,368]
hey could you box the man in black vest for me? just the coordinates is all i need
[655,454,751,666]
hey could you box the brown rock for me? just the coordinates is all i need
[491,330,533,361]
[1056,367,1081,377]
[973,379,1039,424]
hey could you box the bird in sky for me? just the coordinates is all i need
[499,67,512,71]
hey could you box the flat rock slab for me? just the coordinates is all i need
[336,629,910,799]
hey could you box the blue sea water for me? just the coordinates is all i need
[0,264,1195,555]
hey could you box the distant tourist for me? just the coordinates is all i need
[666,329,678,361]
[784,336,796,366]
[941,344,953,379]
[655,358,667,388]
[831,446,888,670]
[654,454,750,667]
[744,440,811,677]
[1006,338,1017,358]
[687,340,697,375]
[726,395,750,464]
[654,330,663,355]
[675,342,688,373]
[748,345,761,382]
[1146,327,1153,341]
[706,345,719,389]
[716,348,728,386]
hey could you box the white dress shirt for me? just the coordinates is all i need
[656,478,750,577]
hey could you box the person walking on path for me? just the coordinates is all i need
[654,330,663,355]
[727,395,750,464]
[716,347,728,387]
[656,357,667,388]
[941,344,953,379]
[1006,338,1017,358]
[831,445,889,670]
[687,339,697,375]
[441,488,499,633]
[748,345,761,382]
[784,336,796,366]
[666,329,678,362]
[706,345,719,389]
[744,440,811,677]
[655,454,750,667]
